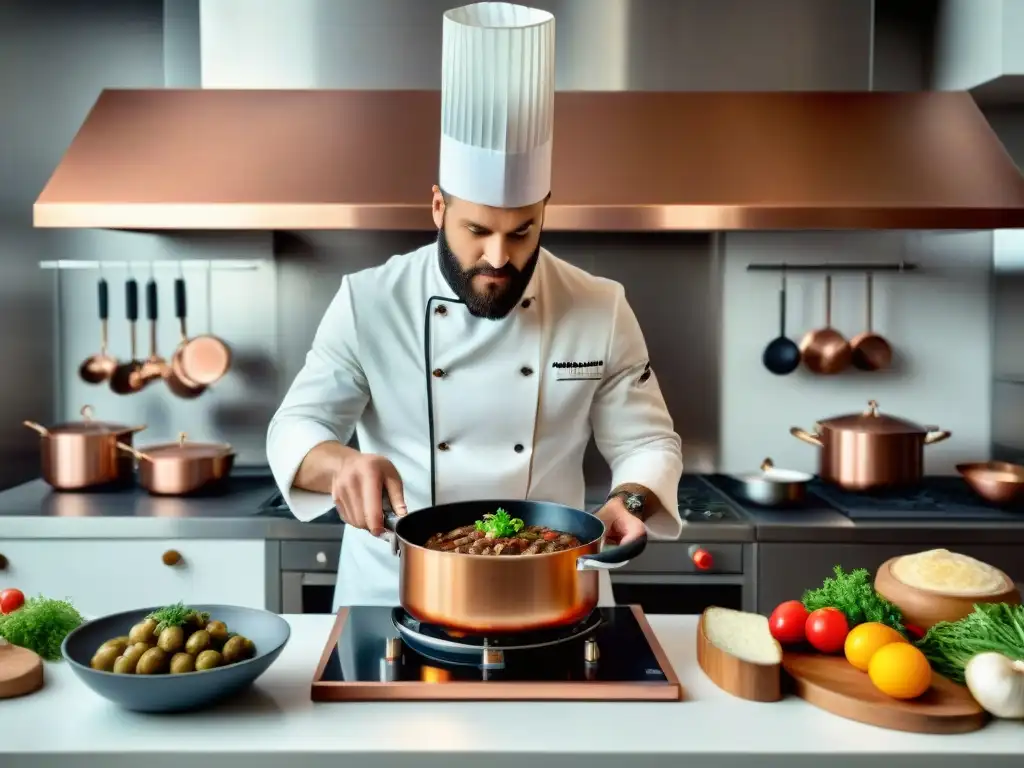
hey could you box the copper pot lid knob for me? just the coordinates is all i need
[760,457,775,472]
[864,399,880,417]
[178,432,188,447]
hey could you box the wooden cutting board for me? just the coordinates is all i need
[782,652,987,734]
[0,642,44,699]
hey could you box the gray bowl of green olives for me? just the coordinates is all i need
[61,603,290,713]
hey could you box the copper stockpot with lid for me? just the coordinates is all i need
[23,405,145,490]
[117,432,235,495]
[789,400,951,491]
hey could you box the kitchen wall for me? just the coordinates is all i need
[6,0,1010,489]
[0,0,166,487]
[720,230,993,474]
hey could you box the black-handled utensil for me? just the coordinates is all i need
[762,271,801,375]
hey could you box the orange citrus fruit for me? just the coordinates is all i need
[844,622,907,672]
[868,642,932,699]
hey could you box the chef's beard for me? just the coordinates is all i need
[436,224,539,320]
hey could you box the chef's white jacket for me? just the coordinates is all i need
[267,243,684,610]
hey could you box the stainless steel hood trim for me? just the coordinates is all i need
[33,89,1024,231]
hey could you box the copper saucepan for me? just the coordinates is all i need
[168,276,231,392]
[116,432,235,495]
[800,275,851,375]
[23,405,145,490]
[790,399,951,491]
[380,498,646,635]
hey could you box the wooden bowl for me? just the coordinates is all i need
[957,461,1024,505]
[874,557,1021,630]
[696,611,782,703]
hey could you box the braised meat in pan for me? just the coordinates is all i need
[424,508,582,555]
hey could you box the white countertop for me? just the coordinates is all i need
[2,614,1021,768]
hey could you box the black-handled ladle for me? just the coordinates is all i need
[762,270,801,375]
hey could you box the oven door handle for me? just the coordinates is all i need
[300,572,337,587]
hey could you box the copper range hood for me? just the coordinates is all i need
[33,89,1024,231]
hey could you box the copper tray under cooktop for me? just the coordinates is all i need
[311,605,684,702]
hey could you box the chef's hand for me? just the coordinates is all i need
[596,499,646,546]
[331,453,408,536]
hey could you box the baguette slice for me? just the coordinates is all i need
[697,606,783,702]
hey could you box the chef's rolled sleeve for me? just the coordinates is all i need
[591,285,684,540]
[266,276,370,523]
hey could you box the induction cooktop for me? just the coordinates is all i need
[311,605,683,701]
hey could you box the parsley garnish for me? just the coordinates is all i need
[802,565,905,634]
[474,508,525,539]
[146,602,210,633]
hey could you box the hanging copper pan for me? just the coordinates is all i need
[117,432,235,496]
[800,275,851,375]
[168,276,231,390]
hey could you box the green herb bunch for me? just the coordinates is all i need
[475,508,525,539]
[916,602,1024,684]
[802,565,905,633]
[0,596,84,661]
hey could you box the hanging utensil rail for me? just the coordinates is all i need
[746,262,917,273]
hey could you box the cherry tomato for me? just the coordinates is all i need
[805,607,849,654]
[904,623,925,641]
[542,531,559,541]
[768,600,809,645]
[0,588,25,615]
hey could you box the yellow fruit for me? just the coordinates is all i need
[844,622,907,672]
[868,642,932,699]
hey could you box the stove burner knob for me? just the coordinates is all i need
[385,637,402,662]
[689,545,713,571]
[316,551,327,565]
[584,638,600,663]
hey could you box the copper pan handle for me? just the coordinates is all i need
[924,430,952,446]
[23,421,49,437]
[126,425,147,435]
[790,427,824,447]
[116,442,152,461]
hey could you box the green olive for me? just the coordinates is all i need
[98,638,129,657]
[194,649,222,671]
[136,647,168,675]
[157,626,185,653]
[90,645,121,672]
[221,635,250,665]
[185,629,211,656]
[206,620,229,645]
[112,643,148,674]
[241,637,255,656]
[128,619,158,645]
[169,652,195,674]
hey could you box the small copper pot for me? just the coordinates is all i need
[23,405,145,490]
[117,432,234,495]
[790,399,951,491]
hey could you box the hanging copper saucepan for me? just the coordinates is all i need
[380,498,647,635]
[23,405,145,490]
[79,277,117,384]
[110,277,144,395]
[167,276,231,395]
[136,277,170,387]
[800,275,851,375]
[116,432,235,496]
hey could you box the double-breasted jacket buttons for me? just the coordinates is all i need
[434,304,448,316]
[520,366,533,376]
[514,444,524,453]
[432,368,446,378]
[521,298,532,309]
[437,442,450,451]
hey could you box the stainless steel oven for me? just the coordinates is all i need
[280,540,342,614]
[609,542,755,614]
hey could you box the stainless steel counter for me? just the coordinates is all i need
[1,472,1023,545]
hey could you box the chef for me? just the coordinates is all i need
[267,1,684,611]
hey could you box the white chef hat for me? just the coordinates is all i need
[439,2,556,209]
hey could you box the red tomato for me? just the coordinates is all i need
[904,623,925,641]
[768,600,809,645]
[804,607,849,654]
[0,588,25,615]
[542,531,559,541]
